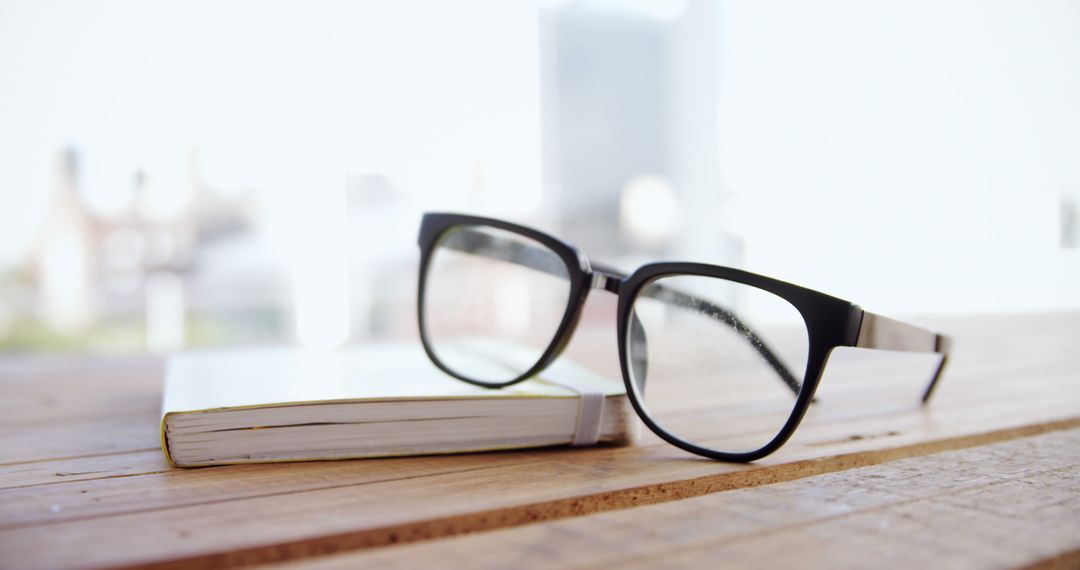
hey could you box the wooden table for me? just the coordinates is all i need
[1,312,1078,569]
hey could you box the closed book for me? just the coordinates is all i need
[160,344,639,467]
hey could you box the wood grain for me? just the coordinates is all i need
[276,428,1080,570]
[0,312,1076,569]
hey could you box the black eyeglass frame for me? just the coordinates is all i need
[417,212,951,462]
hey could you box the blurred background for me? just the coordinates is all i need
[0,0,1077,354]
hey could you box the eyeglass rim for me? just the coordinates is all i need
[614,262,857,461]
[417,213,594,389]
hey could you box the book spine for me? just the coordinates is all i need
[159,413,181,468]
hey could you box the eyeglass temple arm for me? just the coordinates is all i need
[854,310,953,403]
[437,228,803,396]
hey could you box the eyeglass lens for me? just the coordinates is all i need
[628,275,809,453]
[422,224,572,384]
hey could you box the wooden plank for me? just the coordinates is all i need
[0,311,1072,465]
[272,428,1080,570]
[0,413,160,465]
[0,312,1077,569]
[7,351,1040,473]
[0,355,162,425]
[7,417,1075,570]
[2,369,1077,527]
[0,450,169,490]
[0,360,1075,530]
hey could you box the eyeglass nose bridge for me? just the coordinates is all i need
[589,270,623,295]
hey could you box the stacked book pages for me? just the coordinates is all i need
[161,344,639,467]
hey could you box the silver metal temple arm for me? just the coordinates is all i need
[855,311,953,403]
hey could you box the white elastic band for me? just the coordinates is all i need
[542,378,605,447]
[570,388,605,446]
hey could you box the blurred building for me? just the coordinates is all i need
[542,1,742,269]
[33,148,98,334]
[11,147,280,350]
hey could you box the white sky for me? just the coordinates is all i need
[714,1,1080,313]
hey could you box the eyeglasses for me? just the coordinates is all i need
[416,213,952,462]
